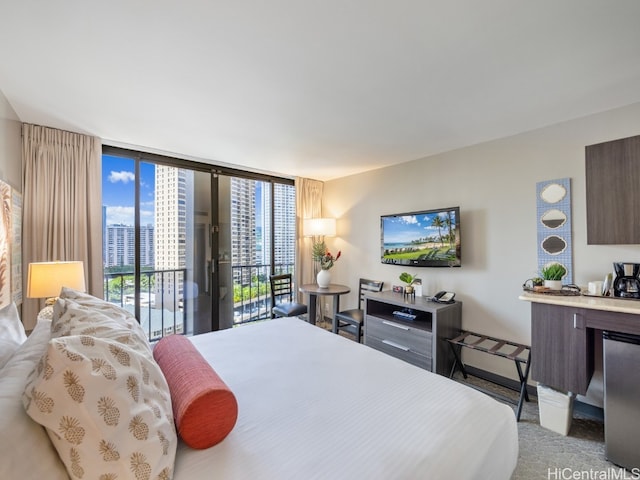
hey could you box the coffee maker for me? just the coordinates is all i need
[613,262,640,298]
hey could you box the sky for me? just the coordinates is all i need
[102,155,156,226]
[102,155,265,228]
[383,210,457,244]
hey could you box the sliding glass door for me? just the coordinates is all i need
[217,176,296,328]
[102,148,296,339]
[102,153,214,339]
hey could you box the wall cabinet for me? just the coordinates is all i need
[364,291,461,376]
[586,134,640,244]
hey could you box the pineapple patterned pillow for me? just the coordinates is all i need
[51,297,152,360]
[51,287,151,355]
[22,335,177,480]
[58,287,142,328]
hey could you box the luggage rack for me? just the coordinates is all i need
[447,330,531,421]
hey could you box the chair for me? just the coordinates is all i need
[269,274,308,318]
[334,278,383,342]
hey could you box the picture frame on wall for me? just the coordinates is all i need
[0,178,22,309]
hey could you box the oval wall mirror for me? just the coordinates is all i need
[541,209,567,229]
[541,235,567,255]
[540,183,566,204]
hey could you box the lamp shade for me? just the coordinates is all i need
[303,218,336,237]
[27,261,86,299]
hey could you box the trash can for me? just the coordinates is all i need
[537,384,574,436]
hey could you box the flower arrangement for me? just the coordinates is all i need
[312,241,341,270]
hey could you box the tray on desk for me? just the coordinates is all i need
[522,285,581,296]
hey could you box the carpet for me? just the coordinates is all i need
[453,374,615,480]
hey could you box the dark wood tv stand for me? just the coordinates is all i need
[363,290,462,376]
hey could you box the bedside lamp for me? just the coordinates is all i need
[27,261,86,318]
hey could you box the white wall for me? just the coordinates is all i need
[323,102,640,382]
[0,89,21,191]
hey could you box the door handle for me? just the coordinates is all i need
[573,313,584,329]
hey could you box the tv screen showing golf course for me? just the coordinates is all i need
[381,207,461,267]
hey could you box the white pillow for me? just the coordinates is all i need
[51,297,153,360]
[56,287,151,348]
[0,317,69,480]
[57,287,144,331]
[23,335,177,480]
[23,290,177,480]
[0,302,27,370]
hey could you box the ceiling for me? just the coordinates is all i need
[1,1,640,181]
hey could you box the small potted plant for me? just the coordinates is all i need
[531,276,545,292]
[541,263,566,290]
[399,272,420,295]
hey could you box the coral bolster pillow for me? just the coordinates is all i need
[154,335,238,449]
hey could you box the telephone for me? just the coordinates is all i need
[432,291,456,304]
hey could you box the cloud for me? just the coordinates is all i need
[108,170,135,183]
[106,206,135,225]
[106,206,154,226]
[399,215,418,224]
[140,209,154,226]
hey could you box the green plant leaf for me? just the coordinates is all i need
[541,263,566,281]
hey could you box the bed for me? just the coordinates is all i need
[174,318,518,479]
[2,291,518,480]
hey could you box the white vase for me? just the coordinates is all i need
[317,269,331,288]
[544,280,562,290]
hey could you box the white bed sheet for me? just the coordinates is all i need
[173,318,518,480]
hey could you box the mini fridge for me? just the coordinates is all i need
[603,331,640,470]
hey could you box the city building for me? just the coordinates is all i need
[104,223,154,268]
[154,165,194,311]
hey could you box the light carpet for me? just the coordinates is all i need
[453,373,614,480]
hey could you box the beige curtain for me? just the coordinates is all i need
[295,177,323,311]
[22,124,103,329]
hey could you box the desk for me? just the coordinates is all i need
[299,283,350,326]
[520,292,640,394]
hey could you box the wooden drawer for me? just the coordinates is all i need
[365,336,432,370]
[366,315,432,356]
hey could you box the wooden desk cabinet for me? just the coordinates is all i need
[524,292,640,395]
[531,303,594,394]
[364,291,462,376]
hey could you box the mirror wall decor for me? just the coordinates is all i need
[536,178,573,284]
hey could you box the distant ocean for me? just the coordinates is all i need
[384,242,415,249]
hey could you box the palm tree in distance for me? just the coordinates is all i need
[445,211,454,248]
[431,215,445,246]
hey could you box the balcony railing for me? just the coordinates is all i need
[103,263,295,340]
[231,263,293,325]
[104,268,187,342]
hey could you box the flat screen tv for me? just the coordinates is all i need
[381,206,461,267]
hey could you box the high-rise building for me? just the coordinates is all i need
[154,166,194,311]
[231,179,296,282]
[230,177,257,286]
[102,205,107,265]
[273,183,296,270]
[104,223,154,267]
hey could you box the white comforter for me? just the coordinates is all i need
[173,318,518,480]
